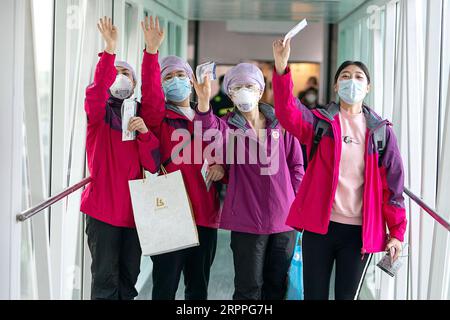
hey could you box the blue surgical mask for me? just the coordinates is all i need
[162,76,192,103]
[338,79,367,104]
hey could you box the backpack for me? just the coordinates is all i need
[309,106,387,167]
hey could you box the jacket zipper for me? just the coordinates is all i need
[312,110,341,231]
[314,110,388,256]
[361,129,370,257]
[360,120,389,256]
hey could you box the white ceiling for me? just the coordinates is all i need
[156,0,369,23]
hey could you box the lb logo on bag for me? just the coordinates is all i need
[155,197,167,210]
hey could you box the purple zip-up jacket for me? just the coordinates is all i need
[195,103,304,235]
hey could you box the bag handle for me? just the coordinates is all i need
[141,132,194,182]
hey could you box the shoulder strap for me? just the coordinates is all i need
[373,124,387,167]
[309,120,328,162]
[309,104,339,162]
[309,106,388,166]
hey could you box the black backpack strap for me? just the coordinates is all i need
[309,120,328,162]
[309,103,340,162]
[373,124,387,167]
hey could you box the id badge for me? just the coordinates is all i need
[122,99,137,141]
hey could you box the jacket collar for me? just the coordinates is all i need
[227,103,279,131]
[315,101,388,130]
[165,101,196,120]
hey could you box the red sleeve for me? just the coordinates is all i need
[137,131,160,174]
[141,50,166,137]
[85,52,117,125]
[272,67,315,148]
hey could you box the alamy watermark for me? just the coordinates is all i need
[169,121,281,176]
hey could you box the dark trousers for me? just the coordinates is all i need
[150,226,217,300]
[85,215,142,300]
[302,221,372,300]
[230,230,296,300]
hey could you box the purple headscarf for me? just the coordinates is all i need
[222,63,265,94]
[115,60,137,82]
[160,55,194,80]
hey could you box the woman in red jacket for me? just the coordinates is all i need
[80,17,160,300]
[139,16,223,300]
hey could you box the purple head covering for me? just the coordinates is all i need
[115,60,137,82]
[160,55,194,80]
[223,63,265,94]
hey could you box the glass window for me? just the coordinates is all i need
[21,0,55,300]
[31,0,54,192]
[440,0,450,155]
[168,21,176,55]
[124,2,133,60]
[157,16,167,57]
[176,25,182,56]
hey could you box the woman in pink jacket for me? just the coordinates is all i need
[80,18,160,300]
[272,39,407,300]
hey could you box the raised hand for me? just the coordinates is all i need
[97,17,118,55]
[141,16,165,54]
[192,74,212,112]
[272,38,291,75]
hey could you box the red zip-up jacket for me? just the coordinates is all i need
[273,67,407,253]
[140,51,220,229]
[80,51,160,228]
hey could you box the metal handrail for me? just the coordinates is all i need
[16,177,92,222]
[404,187,450,231]
[16,177,449,232]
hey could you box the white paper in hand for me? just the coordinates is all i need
[122,99,137,141]
[196,61,217,84]
[201,159,212,192]
[283,19,308,46]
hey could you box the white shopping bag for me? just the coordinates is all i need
[128,169,199,256]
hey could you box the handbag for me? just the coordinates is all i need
[286,231,304,300]
[128,131,198,256]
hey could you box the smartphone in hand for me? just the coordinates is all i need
[376,247,403,277]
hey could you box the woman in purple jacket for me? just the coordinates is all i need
[194,64,305,300]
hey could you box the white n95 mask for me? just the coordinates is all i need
[232,88,259,113]
[110,74,134,100]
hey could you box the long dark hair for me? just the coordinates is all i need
[334,61,371,84]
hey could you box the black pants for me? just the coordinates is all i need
[150,226,217,300]
[302,221,372,300]
[230,230,296,300]
[85,215,142,300]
